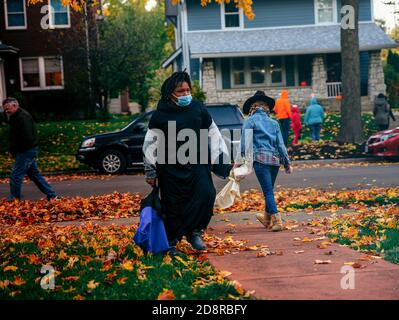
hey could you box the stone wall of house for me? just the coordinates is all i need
[202,60,218,102]
[209,87,314,108]
[202,58,373,112]
[368,50,386,102]
[202,59,314,107]
[311,55,328,98]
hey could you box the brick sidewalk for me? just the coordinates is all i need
[207,215,399,300]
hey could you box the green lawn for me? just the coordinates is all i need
[284,196,399,211]
[291,112,378,144]
[328,210,399,265]
[0,115,136,156]
[0,225,244,300]
[0,115,137,174]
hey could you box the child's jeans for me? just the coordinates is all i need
[253,161,279,215]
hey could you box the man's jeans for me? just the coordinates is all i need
[253,161,279,215]
[10,148,56,200]
[279,118,291,146]
[309,123,322,141]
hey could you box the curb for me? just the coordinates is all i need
[0,157,387,179]
[292,157,379,165]
[0,168,144,179]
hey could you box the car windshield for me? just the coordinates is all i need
[122,112,153,131]
[207,106,243,126]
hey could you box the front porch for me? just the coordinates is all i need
[199,51,386,112]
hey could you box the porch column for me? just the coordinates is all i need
[202,59,218,103]
[311,55,327,98]
[368,51,386,101]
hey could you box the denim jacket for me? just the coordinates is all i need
[240,108,290,167]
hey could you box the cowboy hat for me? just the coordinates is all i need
[242,90,275,115]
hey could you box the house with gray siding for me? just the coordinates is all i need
[164,0,397,110]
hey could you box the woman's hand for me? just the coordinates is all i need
[232,163,244,181]
[285,165,293,174]
[145,178,157,187]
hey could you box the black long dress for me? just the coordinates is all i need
[148,99,216,242]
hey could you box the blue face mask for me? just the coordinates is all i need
[174,94,192,107]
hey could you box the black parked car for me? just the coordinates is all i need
[76,103,244,174]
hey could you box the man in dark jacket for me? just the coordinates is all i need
[374,93,396,131]
[3,97,57,200]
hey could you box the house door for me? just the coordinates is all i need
[0,61,6,106]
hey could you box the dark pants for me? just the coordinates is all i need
[10,148,56,200]
[159,164,216,243]
[378,124,389,131]
[279,118,291,146]
[309,123,322,141]
[253,162,279,215]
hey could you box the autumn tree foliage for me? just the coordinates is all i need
[29,0,256,20]
[28,0,86,11]
[174,0,255,20]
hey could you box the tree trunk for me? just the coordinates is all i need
[103,90,109,113]
[338,0,364,144]
[84,2,95,118]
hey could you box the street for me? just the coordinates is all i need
[1,163,398,200]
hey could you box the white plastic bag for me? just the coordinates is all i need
[215,177,241,209]
[233,163,252,179]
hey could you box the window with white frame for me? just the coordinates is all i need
[315,0,336,24]
[49,0,70,28]
[231,57,285,88]
[221,1,243,29]
[20,56,64,90]
[4,0,27,29]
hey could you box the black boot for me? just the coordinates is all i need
[168,239,183,256]
[188,230,206,250]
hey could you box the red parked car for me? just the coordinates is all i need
[365,127,399,158]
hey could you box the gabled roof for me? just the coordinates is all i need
[161,47,182,69]
[187,23,397,58]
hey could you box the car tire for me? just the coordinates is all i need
[98,149,127,174]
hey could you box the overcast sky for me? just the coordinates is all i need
[373,0,398,30]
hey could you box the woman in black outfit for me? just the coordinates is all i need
[143,71,226,254]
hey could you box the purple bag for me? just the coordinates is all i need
[133,187,170,254]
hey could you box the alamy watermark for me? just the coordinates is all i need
[40,265,55,290]
[143,123,253,166]
[340,265,355,290]
[341,5,356,30]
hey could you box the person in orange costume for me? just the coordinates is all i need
[291,105,302,145]
[274,90,292,146]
